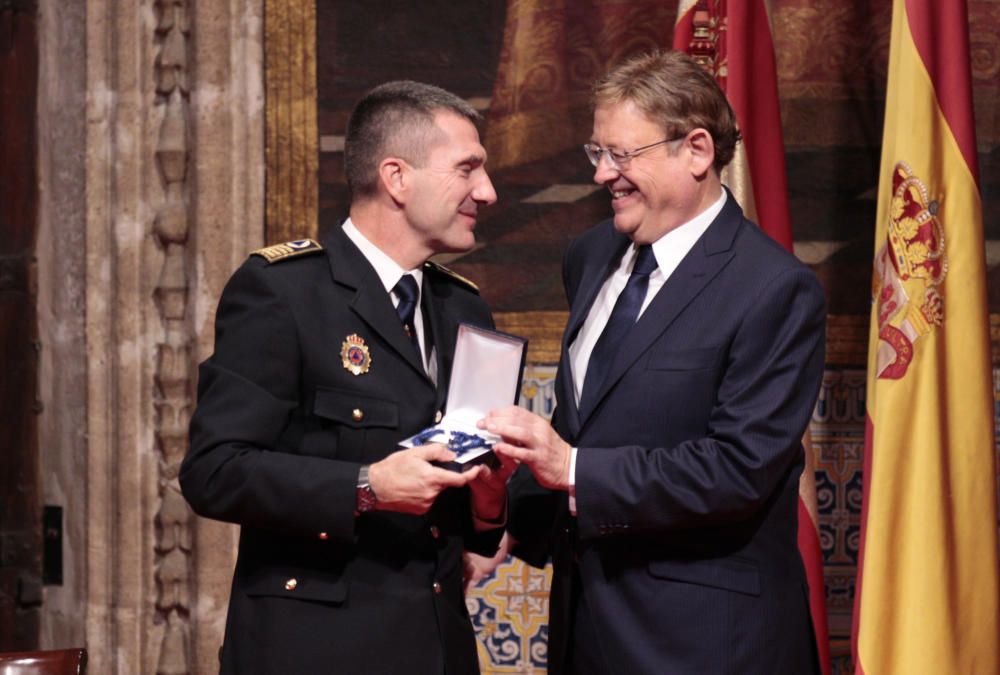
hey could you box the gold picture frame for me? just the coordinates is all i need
[264,0,319,244]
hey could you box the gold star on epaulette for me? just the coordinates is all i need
[424,261,479,293]
[251,238,324,263]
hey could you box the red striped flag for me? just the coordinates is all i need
[675,3,830,673]
[852,1,1000,673]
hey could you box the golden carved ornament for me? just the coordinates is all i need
[265,0,318,243]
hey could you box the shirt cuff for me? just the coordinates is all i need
[472,501,507,532]
[568,447,578,516]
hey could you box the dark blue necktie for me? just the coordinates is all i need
[579,245,657,417]
[393,274,422,360]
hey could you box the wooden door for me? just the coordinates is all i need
[0,0,40,651]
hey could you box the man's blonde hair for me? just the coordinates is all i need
[593,50,740,172]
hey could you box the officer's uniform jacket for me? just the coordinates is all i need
[181,225,499,674]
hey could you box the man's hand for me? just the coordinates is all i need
[466,451,516,523]
[368,444,478,515]
[479,406,572,491]
[463,532,514,593]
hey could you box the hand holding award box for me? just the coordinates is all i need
[399,323,527,471]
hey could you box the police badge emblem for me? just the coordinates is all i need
[341,334,372,376]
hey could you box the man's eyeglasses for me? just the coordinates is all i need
[583,134,687,171]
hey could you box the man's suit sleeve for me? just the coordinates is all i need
[180,260,360,541]
[573,264,826,541]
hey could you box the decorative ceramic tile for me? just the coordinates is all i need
[468,557,552,674]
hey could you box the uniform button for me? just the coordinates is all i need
[284,578,298,591]
[434,410,443,424]
[430,525,440,539]
[318,532,329,540]
[432,581,442,594]
[352,408,364,422]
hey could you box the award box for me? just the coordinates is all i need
[400,323,527,471]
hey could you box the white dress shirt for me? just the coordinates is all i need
[342,219,437,384]
[566,189,727,512]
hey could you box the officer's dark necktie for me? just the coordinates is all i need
[578,245,658,417]
[393,274,422,361]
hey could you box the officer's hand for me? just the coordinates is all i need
[465,452,516,523]
[480,406,572,491]
[463,532,513,593]
[368,444,477,515]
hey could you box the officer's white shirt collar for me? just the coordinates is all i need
[342,218,424,294]
[342,219,434,378]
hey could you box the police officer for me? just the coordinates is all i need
[181,80,511,675]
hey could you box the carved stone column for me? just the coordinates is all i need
[187,0,266,673]
[151,2,194,673]
[84,2,158,669]
[80,1,264,672]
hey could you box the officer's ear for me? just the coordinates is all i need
[378,157,410,205]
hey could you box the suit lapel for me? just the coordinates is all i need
[323,227,431,382]
[563,250,621,347]
[577,197,745,428]
[560,234,630,437]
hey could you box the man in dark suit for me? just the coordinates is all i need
[481,51,826,674]
[181,81,512,674]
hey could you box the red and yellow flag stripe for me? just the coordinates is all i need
[675,4,830,673]
[853,1,1000,673]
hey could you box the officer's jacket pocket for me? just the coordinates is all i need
[242,569,347,604]
[313,387,399,428]
[307,387,400,462]
[648,557,760,596]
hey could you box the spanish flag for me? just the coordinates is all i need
[852,1,1000,673]
[674,4,830,673]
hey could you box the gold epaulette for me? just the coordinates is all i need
[424,261,480,293]
[251,238,324,263]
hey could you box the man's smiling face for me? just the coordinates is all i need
[590,100,702,244]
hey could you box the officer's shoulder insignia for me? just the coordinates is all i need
[251,238,324,263]
[424,261,479,293]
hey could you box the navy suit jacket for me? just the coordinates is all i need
[509,194,826,674]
